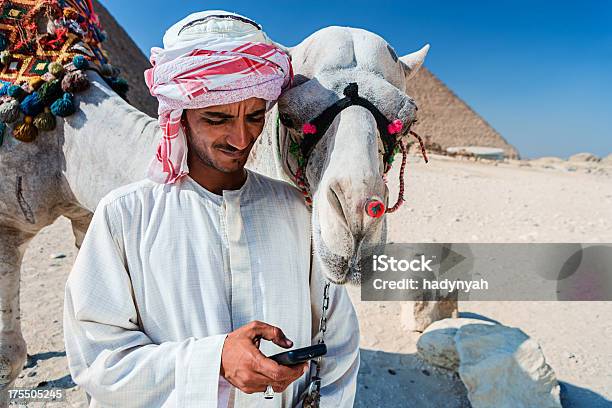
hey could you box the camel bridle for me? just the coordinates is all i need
[280,82,428,216]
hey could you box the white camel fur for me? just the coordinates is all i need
[0,25,429,398]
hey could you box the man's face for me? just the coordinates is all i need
[183,97,267,173]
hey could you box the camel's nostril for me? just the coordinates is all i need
[365,197,385,218]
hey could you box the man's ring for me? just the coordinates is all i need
[264,384,274,399]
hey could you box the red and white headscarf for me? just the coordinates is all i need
[144,10,293,184]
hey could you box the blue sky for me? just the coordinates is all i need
[101,0,611,159]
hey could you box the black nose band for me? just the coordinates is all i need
[297,82,401,165]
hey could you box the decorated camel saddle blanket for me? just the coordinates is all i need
[0,0,128,144]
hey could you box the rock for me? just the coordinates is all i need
[417,318,562,408]
[532,156,564,164]
[568,152,599,162]
[50,252,66,259]
[600,153,612,166]
[400,243,475,332]
[457,323,561,408]
[401,299,459,332]
[417,318,494,371]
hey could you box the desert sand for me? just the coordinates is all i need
[11,153,612,407]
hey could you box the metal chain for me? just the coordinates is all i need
[303,281,331,408]
[318,281,331,344]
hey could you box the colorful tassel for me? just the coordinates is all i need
[61,70,89,93]
[38,79,62,105]
[7,85,27,101]
[100,63,119,78]
[47,61,65,77]
[0,98,20,123]
[13,116,37,142]
[28,77,45,90]
[100,63,112,77]
[41,72,55,82]
[109,77,129,96]
[20,92,44,116]
[33,108,56,131]
[72,55,89,70]
[50,93,75,117]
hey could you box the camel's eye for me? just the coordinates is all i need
[279,112,295,129]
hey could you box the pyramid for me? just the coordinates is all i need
[94,2,518,157]
[409,68,519,158]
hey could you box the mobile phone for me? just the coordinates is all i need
[268,344,327,366]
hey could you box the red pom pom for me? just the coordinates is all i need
[365,198,385,218]
[387,119,403,134]
[302,123,317,134]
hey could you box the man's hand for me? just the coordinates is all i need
[220,321,309,394]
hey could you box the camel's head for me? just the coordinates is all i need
[276,27,429,285]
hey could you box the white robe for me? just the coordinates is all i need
[63,168,360,407]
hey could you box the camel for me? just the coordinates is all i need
[0,19,435,401]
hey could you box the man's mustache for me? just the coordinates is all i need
[214,141,254,152]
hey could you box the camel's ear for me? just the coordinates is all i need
[272,40,293,58]
[399,44,430,81]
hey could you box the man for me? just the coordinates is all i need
[63,10,359,408]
